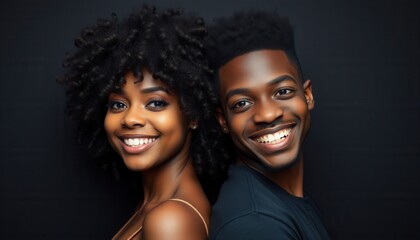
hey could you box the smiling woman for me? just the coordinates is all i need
[105,71,192,172]
[58,5,230,240]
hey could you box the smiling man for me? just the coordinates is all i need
[206,11,330,240]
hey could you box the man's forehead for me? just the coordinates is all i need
[218,49,299,88]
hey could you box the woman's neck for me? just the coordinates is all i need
[141,147,195,203]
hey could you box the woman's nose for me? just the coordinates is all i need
[121,106,146,128]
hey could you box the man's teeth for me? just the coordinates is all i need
[254,128,292,144]
[124,138,157,147]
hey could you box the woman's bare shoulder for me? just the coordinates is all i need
[141,200,207,240]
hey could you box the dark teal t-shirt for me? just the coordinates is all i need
[210,165,330,240]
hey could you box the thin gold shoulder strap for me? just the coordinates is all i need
[168,198,209,236]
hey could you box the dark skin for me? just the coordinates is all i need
[216,49,314,197]
[105,70,209,240]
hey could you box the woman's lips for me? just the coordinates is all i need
[250,126,295,153]
[123,137,157,146]
[119,136,159,154]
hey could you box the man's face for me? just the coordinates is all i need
[216,49,314,172]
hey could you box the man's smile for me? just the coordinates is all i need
[252,127,293,144]
[248,123,296,153]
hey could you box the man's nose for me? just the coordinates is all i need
[252,100,284,124]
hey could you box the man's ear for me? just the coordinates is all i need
[303,79,314,110]
[215,107,229,133]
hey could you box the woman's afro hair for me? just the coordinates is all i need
[58,5,232,182]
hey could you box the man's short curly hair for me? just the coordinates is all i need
[206,10,303,83]
[59,5,230,181]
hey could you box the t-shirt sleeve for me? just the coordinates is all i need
[211,213,300,240]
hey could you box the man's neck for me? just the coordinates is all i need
[264,158,304,197]
[238,156,304,197]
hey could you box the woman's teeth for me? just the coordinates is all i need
[254,127,292,144]
[123,138,157,147]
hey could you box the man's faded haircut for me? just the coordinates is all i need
[206,10,303,84]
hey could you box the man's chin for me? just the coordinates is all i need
[253,150,302,173]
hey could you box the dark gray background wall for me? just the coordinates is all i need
[1,0,419,239]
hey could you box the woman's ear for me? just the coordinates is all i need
[216,108,229,133]
[189,119,198,130]
[303,79,315,110]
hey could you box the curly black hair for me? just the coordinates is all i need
[58,5,231,185]
[206,10,303,84]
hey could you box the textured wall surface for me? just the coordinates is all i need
[0,0,419,239]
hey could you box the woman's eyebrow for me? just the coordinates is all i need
[140,86,169,94]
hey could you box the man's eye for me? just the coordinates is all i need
[146,99,169,111]
[109,101,127,110]
[275,88,294,96]
[233,100,252,110]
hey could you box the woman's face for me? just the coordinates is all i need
[104,70,192,171]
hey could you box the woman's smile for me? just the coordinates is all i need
[104,70,191,171]
[119,135,159,154]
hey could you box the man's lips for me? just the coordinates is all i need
[248,122,296,139]
[253,127,293,144]
[248,123,296,152]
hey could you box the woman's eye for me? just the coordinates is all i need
[146,99,169,110]
[109,101,127,111]
[233,100,252,110]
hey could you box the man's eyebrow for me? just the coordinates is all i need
[140,86,169,94]
[224,75,297,103]
[224,88,250,104]
[268,75,297,86]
